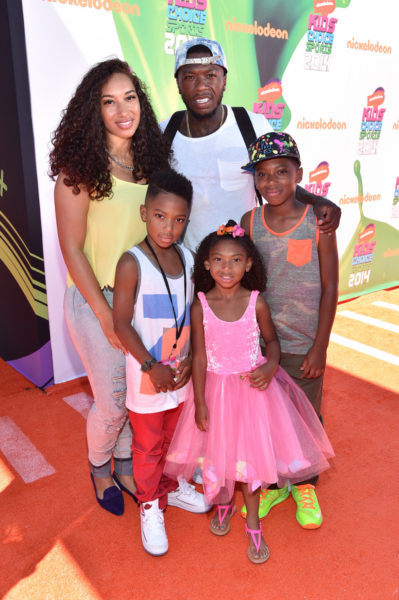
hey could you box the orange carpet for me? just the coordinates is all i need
[0,289,398,600]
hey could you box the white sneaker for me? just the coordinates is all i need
[140,498,168,556]
[168,478,212,513]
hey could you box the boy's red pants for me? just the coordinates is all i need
[129,403,183,510]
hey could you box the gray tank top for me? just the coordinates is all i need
[251,204,321,354]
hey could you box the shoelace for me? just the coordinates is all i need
[178,479,195,496]
[259,489,277,504]
[260,489,274,499]
[296,486,316,509]
[142,504,164,524]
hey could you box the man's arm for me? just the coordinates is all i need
[296,185,341,235]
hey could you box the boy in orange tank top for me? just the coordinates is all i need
[240,132,339,529]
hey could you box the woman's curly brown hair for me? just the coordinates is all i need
[193,220,267,295]
[49,58,172,198]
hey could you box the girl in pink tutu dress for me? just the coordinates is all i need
[164,220,334,564]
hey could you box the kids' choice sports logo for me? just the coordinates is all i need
[164,0,207,55]
[392,176,399,219]
[358,87,386,155]
[253,78,285,131]
[304,0,338,72]
[305,161,331,197]
[348,223,376,288]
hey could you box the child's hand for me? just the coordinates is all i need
[195,403,209,431]
[246,362,278,390]
[174,356,192,390]
[300,345,326,379]
[149,363,176,393]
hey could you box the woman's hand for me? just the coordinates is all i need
[149,363,176,393]
[195,402,209,431]
[246,361,278,391]
[97,307,128,353]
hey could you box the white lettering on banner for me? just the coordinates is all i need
[164,33,196,55]
[348,271,370,287]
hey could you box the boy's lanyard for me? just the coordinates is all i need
[144,237,187,356]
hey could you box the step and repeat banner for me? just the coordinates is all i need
[3,0,398,383]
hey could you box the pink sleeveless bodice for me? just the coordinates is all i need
[198,290,263,375]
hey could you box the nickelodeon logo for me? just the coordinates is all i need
[360,87,385,141]
[225,17,288,40]
[367,88,385,108]
[306,0,337,54]
[253,79,285,130]
[297,117,346,130]
[352,224,376,266]
[347,38,392,54]
[339,192,381,205]
[41,0,140,14]
[393,177,399,206]
[305,161,331,197]
[313,0,336,16]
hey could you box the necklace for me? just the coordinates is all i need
[106,151,134,171]
[185,104,225,138]
[144,237,187,357]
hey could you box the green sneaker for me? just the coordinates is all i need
[291,484,323,529]
[240,487,289,520]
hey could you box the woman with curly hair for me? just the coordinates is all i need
[50,58,172,516]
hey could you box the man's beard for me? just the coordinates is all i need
[182,92,224,121]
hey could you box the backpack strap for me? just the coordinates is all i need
[163,110,185,143]
[232,107,258,148]
[232,107,263,205]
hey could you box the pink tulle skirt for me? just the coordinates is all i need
[164,366,334,504]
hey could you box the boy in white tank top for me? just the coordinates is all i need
[113,169,211,557]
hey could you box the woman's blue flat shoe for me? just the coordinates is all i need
[112,472,139,505]
[90,473,124,516]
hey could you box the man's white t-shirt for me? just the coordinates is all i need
[160,106,272,252]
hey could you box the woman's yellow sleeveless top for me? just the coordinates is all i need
[67,176,147,288]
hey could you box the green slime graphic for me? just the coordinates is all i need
[338,160,399,301]
[111,1,352,124]
[112,2,262,120]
